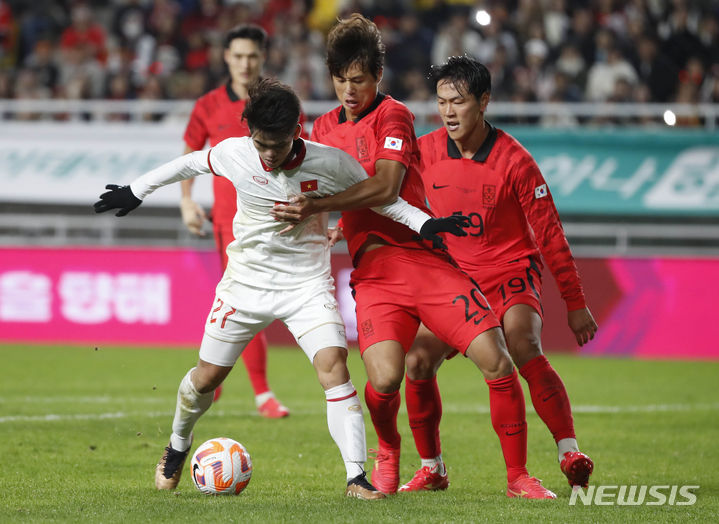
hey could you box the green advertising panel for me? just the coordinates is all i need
[418,126,719,216]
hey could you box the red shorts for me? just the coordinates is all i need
[350,246,500,354]
[469,256,544,323]
[213,223,233,271]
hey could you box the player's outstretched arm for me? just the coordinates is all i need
[93,150,213,218]
[567,307,598,346]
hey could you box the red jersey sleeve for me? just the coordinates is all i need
[511,155,586,311]
[374,103,416,168]
[183,100,209,151]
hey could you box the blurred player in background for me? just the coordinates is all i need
[179,24,288,418]
[274,14,556,499]
[401,55,597,492]
[95,78,468,499]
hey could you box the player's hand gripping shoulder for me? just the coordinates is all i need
[93,184,142,217]
[419,215,471,250]
[567,307,598,346]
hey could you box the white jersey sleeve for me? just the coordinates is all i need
[335,149,431,233]
[130,150,210,200]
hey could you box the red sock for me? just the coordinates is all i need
[519,355,575,443]
[364,381,401,449]
[405,375,442,459]
[241,332,270,396]
[486,369,528,482]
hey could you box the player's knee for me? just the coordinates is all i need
[405,349,439,380]
[313,347,350,388]
[505,329,542,369]
[368,370,403,393]
[191,364,228,394]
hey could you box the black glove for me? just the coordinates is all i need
[93,184,142,217]
[419,215,470,250]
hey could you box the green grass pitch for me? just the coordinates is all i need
[1,345,717,523]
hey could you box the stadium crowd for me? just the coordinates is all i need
[0,0,718,122]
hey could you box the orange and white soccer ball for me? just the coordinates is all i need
[190,437,252,495]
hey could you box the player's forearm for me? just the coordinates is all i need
[372,197,432,233]
[313,175,398,213]
[131,151,210,200]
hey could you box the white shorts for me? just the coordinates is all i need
[198,276,347,367]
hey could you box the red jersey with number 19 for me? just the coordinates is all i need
[311,94,432,263]
[418,124,586,311]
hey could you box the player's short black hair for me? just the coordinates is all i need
[429,55,491,100]
[326,13,385,79]
[224,24,268,49]
[243,78,300,137]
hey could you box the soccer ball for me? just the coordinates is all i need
[190,437,252,495]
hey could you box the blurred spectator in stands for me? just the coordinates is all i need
[431,8,482,66]
[280,36,330,100]
[697,13,718,66]
[57,35,105,99]
[486,43,515,101]
[184,31,209,71]
[386,12,433,94]
[523,37,554,101]
[104,71,134,121]
[112,0,147,50]
[181,0,222,41]
[476,6,519,67]
[16,0,65,66]
[565,7,595,66]
[660,2,704,71]
[23,39,58,95]
[554,42,586,88]
[543,0,570,50]
[137,74,166,121]
[634,32,677,102]
[60,3,106,64]
[585,43,638,102]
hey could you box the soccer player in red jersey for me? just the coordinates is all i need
[273,14,555,499]
[179,25,289,419]
[402,55,598,492]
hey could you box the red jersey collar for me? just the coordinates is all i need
[338,93,386,123]
[258,138,307,172]
[447,122,498,162]
[225,81,241,102]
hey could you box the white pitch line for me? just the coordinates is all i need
[1,403,717,424]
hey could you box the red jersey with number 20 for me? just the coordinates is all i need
[311,94,432,262]
[418,124,586,311]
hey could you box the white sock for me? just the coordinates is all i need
[420,455,446,475]
[557,437,579,462]
[169,368,213,452]
[255,391,275,407]
[325,380,366,481]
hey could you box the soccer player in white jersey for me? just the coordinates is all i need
[93,78,469,500]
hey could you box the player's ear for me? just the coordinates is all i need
[293,123,302,140]
[376,67,384,85]
[479,92,490,112]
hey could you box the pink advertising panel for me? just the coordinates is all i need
[0,247,220,346]
[1,247,717,359]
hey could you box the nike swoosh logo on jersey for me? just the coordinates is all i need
[432,183,449,189]
[505,429,524,436]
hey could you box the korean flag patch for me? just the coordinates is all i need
[384,136,403,151]
[534,184,548,199]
